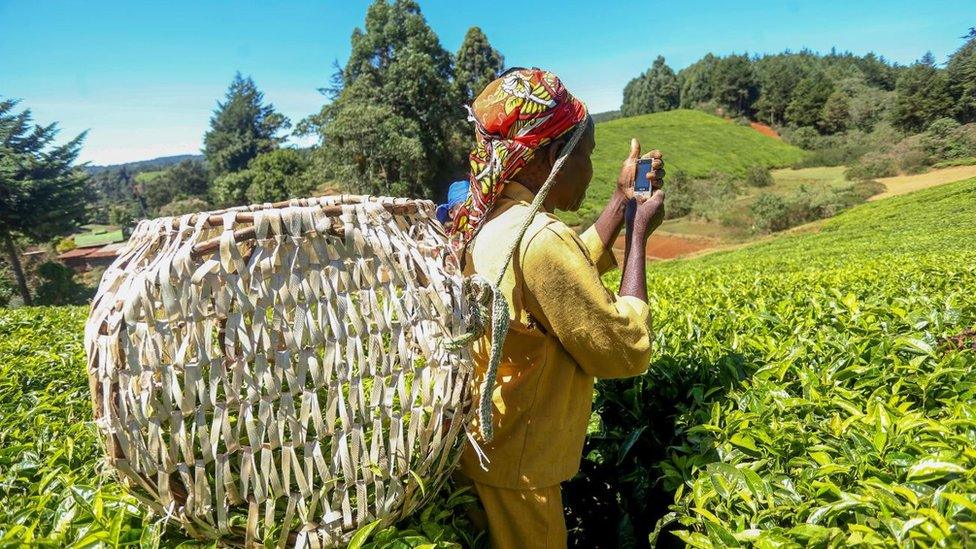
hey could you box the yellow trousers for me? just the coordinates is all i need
[455,473,567,549]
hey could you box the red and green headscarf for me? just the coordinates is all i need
[449,68,588,248]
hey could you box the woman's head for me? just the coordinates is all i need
[449,68,589,246]
[516,115,595,211]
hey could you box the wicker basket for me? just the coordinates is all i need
[84,195,481,547]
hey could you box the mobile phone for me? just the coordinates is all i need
[634,158,654,197]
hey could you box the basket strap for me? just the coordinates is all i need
[476,119,589,443]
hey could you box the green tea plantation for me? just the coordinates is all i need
[2,179,974,547]
[570,178,976,547]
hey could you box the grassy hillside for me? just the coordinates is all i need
[590,178,976,545]
[561,109,806,226]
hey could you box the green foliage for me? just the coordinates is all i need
[785,73,834,128]
[562,109,805,226]
[0,307,178,545]
[307,0,465,199]
[454,26,504,104]
[572,179,976,546]
[749,180,884,233]
[820,90,851,134]
[710,54,759,117]
[157,196,210,217]
[211,148,315,206]
[85,166,145,225]
[203,73,290,177]
[753,53,817,126]
[55,236,76,254]
[891,54,954,133]
[621,56,680,117]
[679,54,719,109]
[923,118,976,160]
[138,159,211,214]
[745,165,774,188]
[749,192,791,231]
[33,261,90,305]
[947,36,976,123]
[0,97,89,305]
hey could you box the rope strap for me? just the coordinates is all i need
[475,120,588,443]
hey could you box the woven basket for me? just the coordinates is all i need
[84,195,482,547]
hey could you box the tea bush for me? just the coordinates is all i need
[572,178,976,546]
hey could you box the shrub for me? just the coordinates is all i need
[924,118,976,160]
[933,156,976,168]
[34,261,90,305]
[745,165,774,187]
[158,197,211,217]
[691,172,741,222]
[663,169,692,218]
[781,126,822,150]
[55,236,76,254]
[845,151,899,180]
[750,192,791,232]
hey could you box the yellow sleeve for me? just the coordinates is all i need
[579,225,618,275]
[521,224,653,379]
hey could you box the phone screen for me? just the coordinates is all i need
[634,159,653,193]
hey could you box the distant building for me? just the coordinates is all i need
[58,224,128,271]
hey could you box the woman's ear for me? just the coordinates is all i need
[546,139,566,168]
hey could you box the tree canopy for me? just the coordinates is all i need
[305,0,468,199]
[203,73,291,177]
[621,56,680,117]
[454,26,504,104]
[0,98,88,304]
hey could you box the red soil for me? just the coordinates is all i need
[749,121,781,140]
[612,232,717,262]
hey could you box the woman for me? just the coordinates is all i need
[448,68,666,548]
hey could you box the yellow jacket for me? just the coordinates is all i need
[460,182,653,489]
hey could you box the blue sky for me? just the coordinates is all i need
[1,0,973,165]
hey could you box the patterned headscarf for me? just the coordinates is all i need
[449,68,588,247]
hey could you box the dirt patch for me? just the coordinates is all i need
[612,232,718,262]
[750,121,781,140]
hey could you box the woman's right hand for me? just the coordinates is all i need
[634,188,666,240]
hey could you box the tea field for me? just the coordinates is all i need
[1,178,974,547]
[579,177,976,546]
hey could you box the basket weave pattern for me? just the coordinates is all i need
[84,195,476,546]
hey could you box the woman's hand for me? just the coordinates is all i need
[633,188,666,240]
[616,138,665,201]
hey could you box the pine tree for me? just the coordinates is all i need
[140,160,211,214]
[678,53,719,108]
[819,90,851,133]
[710,54,760,116]
[891,53,954,132]
[947,36,976,123]
[755,53,816,126]
[621,56,679,117]
[454,27,504,104]
[203,73,290,177]
[307,0,466,198]
[785,74,834,127]
[0,98,88,305]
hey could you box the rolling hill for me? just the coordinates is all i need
[561,109,806,226]
[84,154,203,175]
